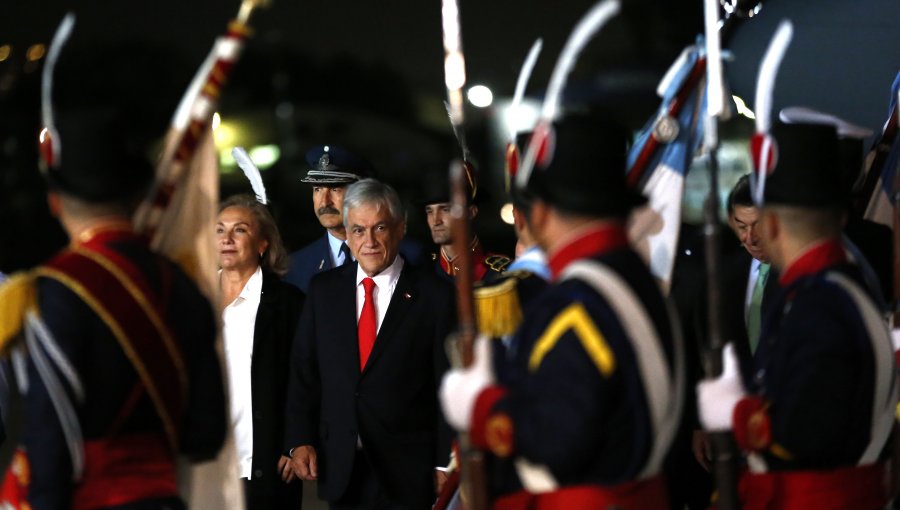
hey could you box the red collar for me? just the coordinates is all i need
[75,224,140,249]
[778,238,847,287]
[548,223,629,279]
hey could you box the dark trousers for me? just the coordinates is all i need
[103,497,185,510]
[329,450,427,510]
[243,475,303,510]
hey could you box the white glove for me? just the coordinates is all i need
[696,343,747,431]
[440,335,495,432]
[891,327,900,354]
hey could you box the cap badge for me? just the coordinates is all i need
[318,153,331,170]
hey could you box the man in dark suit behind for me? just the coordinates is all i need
[284,178,455,509]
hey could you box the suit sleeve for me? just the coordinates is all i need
[284,281,321,449]
[432,280,456,465]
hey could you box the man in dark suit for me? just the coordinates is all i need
[284,178,455,509]
[283,145,373,293]
[722,174,779,365]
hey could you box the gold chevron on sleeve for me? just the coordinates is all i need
[528,302,616,376]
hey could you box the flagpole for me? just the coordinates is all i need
[133,0,269,243]
[439,1,489,508]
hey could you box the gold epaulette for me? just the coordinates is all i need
[474,277,522,337]
[484,255,511,273]
[0,271,37,352]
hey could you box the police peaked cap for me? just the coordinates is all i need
[763,122,844,208]
[525,113,646,217]
[301,145,374,185]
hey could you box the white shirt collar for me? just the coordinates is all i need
[356,255,404,289]
[327,231,350,266]
[237,266,264,305]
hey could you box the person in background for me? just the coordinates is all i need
[283,145,373,293]
[217,194,305,510]
[420,164,510,283]
[284,179,455,510]
[698,122,896,509]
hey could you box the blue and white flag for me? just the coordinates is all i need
[626,44,708,292]
[863,71,900,228]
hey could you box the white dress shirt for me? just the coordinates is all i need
[222,266,263,479]
[744,257,762,323]
[328,231,351,267]
[355,255,404,332]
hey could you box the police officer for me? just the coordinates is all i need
[439,113,684,509]
[697,121,896,509]
[283,145,374,293]
[0,38,226,510]
[421,164,510,283]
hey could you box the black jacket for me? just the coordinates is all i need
[285,259,455,507]
[246,271,305,509]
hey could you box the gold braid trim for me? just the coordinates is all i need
[34,266,181,450]
[0,272,37,352]
[474,278,522,337]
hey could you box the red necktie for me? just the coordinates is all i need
[358,277,377,370]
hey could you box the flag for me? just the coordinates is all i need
[862,71,900,228]
[139,16,255,510]
[626,45,707,292]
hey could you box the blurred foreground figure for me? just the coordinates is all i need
[0,26,226,510]
[698,122,897,510]
[440,113,685,509]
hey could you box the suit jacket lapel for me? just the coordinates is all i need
[331,264,360,374]
[251,272,277,387]
[362,265,416,375]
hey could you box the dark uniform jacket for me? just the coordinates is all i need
[23,230,226,510]
[738,239,896,473]
[470,225,683,502]
[283,234,334,294]
[284,259,455,507]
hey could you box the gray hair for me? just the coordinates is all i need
[342,178,405,227]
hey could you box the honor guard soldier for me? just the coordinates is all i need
[421,164,511,283]
[0,36,226,510]
[439,113,685,509]
[283,145,373,293]
[697,122,897,510]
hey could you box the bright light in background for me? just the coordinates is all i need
[212,112,221,130]
[0,45,10,62]
[249,145,281,169]
[733,95,756,120]
[467,85,493,108]
[213,121,236,146]
[500,202,515,225]
[219,145,281,174]
[502,99,541,137]
[26,44,45,62]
